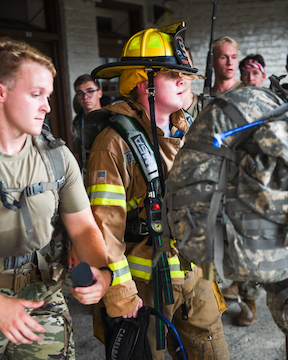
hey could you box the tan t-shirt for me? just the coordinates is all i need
[211,81,244,97]
[0,135,90,257]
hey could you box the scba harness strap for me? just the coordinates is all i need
[83,107,193,350]
[109,111,193,350]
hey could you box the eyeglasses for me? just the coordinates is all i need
[76,89,99,99]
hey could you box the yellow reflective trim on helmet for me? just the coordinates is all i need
[162,33,172,43]
[128,36,140,51]
[147,34,162,49]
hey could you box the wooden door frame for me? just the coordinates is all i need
[0,0,71,147]
[96,1,144,36]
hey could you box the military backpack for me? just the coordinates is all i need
[165,85,288,284]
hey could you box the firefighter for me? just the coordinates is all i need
[86,23,229,359]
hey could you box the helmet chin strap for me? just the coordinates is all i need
[147,70,166,196]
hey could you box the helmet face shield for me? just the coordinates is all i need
[159,68,199,80]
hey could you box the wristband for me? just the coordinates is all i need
[99,266,114,286]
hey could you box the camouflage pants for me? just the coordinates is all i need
[0,265,75,360]
[238,281,261,301]
[264,282,288,337]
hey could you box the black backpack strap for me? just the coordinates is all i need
[212,97,247,126]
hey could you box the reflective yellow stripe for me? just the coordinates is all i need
[127,255,152,281]
[127,196,142,212]
[168,257,184,279]
[127,255,185,280]
[168,257,179,265]
[87,184,125,195]
[170,240,195,270]
[109,259,132,286]
[127,256,152,267]
[127,196,141,210]
[112,272,132,286]
[87,184,127,208]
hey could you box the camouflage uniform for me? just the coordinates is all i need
[0,263,75,360]
[166,86,288,284]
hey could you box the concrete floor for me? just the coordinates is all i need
[69,286,286,360]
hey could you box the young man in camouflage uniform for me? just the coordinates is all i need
[239,54,266,87]
[212,36,244,96]
[0,38,111,359]
[212,37,260,326]
[86,24,229,359]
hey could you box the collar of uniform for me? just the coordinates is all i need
[104,100,138,118]
[104,100,188,135]
[170,109,189,133]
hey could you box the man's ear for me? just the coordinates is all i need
[0,83,6,103]
[137,80,148,95]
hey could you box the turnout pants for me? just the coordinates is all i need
[136,266,229,360]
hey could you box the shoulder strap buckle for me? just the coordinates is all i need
[57,176,65,189]
[25,183,43,197]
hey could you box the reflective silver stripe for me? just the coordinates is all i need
[113,264,131,279]
[169,263,181,272]
[129,262,152,275]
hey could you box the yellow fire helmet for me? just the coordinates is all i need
[91,22,198,82]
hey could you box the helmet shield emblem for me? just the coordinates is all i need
[174,27,189,67]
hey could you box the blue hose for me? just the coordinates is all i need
[213,102,288,148]
[158,312,188,360]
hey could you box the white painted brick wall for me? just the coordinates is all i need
[61,0,288,118]
[164,0,288,94]
[60,0,100,118]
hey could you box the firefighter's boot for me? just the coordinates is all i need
[221,281,239,300]
[237,300,256,326]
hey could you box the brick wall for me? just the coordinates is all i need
[164,0,288,94]
[61,0,288,118]
[60,0,100,118]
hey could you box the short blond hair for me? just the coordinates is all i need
[0,37,56,89]
[213,36,238,53]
